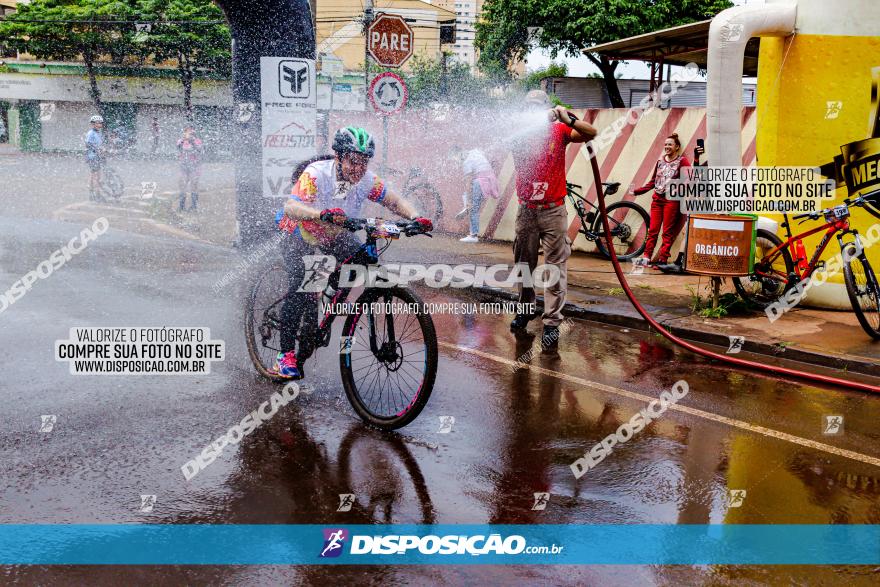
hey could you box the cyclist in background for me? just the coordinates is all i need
[271,126,433,379]
[84,115,105,201]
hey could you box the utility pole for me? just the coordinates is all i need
[364,0,374,107]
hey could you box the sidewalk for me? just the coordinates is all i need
[387,234,880,378]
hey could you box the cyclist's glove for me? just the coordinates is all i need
[411,217,433,232]
[320,208,347,225]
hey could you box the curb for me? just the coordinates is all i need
[472,286,880,379]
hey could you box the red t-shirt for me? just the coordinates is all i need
[513,122,573,205]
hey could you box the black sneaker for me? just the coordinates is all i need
[510,313,537,331]
[541,325,560,350]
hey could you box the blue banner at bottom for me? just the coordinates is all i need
[0,524,878,565]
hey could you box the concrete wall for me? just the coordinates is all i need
[330,106,757,256]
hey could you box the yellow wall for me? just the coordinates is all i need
[755,0,880,308]
[317,0,455,72]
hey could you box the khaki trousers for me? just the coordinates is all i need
[513,204,571,327]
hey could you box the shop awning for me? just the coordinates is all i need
[583,19,760,78]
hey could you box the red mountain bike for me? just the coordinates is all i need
[733,191,880,338]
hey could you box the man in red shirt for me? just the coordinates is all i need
[511,90,596,348]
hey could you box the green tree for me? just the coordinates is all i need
[521,62,567,90]
[476,0,733,107]
[0,0,140,114]
[138,0,230,120]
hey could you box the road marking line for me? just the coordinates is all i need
[438,341,880,469]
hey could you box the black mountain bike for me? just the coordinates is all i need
[567,181,650,260]
[245,218,439,430]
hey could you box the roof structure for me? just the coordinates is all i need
[583,19,761,80]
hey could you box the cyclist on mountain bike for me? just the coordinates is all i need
[271,126,433,379]
[84,115,106,201]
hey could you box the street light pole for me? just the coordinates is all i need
[364,0,374,108]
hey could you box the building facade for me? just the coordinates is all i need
[317,0,456,73]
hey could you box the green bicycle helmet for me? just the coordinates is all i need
[332,126,375,158]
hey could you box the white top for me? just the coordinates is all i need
[462,149,492,176]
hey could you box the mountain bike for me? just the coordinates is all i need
[733,191,880,339]
[245,218,439,430]
[567,181,650,260]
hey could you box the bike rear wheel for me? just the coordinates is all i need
[733,229,794,309]
[592,201,650,260]
[339,287,437,430]
[842,246,880,339]
[245,263,292,381]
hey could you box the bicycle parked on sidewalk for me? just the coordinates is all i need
[245,217,438,430]
[733,190,880,338]
[567,181,650,260]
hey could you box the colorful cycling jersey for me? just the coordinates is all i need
[276,158,386,244]
[84,129,103,160]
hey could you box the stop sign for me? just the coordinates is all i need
[368,13,415,68]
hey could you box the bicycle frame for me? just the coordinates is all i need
[757,215,852,284]
[567,185,624,239]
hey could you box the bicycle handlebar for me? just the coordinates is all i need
[339,217,432,237]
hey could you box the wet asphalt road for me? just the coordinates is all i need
[2,216,880,585]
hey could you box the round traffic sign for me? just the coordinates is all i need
[369,72,409,116]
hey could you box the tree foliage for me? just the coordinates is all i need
[0,0,230,117]
[476,0,733,106]
[137,0,231,120]
[0,0,141,113]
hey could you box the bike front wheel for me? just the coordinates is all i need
[339,287,438,430]
[102,168,124,200]
[843,246,880,339]
[733,229,794,309]
[592,201,650,260]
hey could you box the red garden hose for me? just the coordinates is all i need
[590,155,880,394]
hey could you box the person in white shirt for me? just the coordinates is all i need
[453,146,499,243]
